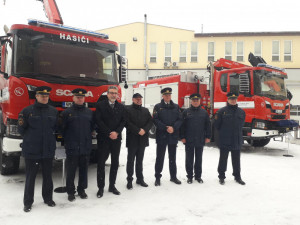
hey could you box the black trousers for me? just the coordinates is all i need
[154,144,177,179]
[126,146,146,181]
[185,145,203,179]
[217,149,241,180]
[66,155,89,195]
[97,140,121,189]
[23,158,53,206]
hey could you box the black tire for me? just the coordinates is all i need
[246,138,270,147]
[0,138,20,175]
[149,124,156,139]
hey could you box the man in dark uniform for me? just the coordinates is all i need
[18,86,58,212]
[180,93,211,184]
[95,86,126,197]
[125,93,153,189]
[153,87,183,186]
[61,88,94,202]
[214,92,246,185]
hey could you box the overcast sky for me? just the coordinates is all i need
[1,0,300,36]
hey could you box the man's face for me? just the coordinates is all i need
[191,99,201,107]
[162,94,171,103]
[36,94,49,104]
[107,89,118,102]
[227,98,237,105]
[132,97,142,105]
[73,96,85,105]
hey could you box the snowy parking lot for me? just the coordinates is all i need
[0,138,299,225]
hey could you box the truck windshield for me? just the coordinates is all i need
[253,70,287,100]
[13,30,118,85]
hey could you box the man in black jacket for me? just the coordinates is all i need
[95,86,126,197]
[125,93,153,189]
[180,93,211,184]
[61,88,94,202]
[214,92,246,185]
[18,86,58,212]
[153,87,183,186]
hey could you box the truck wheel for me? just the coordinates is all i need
[0,138,20,175]
[149,125,156,139]
[246,138,270,147]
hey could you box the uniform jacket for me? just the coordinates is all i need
[125,103,153,148]
[214,104,245,151]
[61,103,94,156]
[180,106,212,147]
[95,99,126,142]
[153,100,183,145]
[18,102,58,159]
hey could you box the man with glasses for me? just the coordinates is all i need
[18,86,58,212]
[125,93,153,189]
[95,86,126,197]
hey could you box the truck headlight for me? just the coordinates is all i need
[6,119,21,137]
[254,121,266,129]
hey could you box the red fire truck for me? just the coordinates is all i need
[133,53,298,146]
[0,0,126,175]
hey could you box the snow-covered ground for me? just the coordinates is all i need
[1,137,299,225]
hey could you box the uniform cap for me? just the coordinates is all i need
[189,93,201,100]
[36,86,51,95]
[133,93,143,98]
[72,88,87,96]
[161,87,172,95]
[227,92,239,99]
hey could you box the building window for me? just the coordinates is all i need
[150,43,157,63]
[272,40,280,61]
[284,40,292,62]
[119,43,126,57]
[191,42,198,62]
[291,105,300,116]
[179,42,187,63]
[254,41,262,56]
[236,41,244,61]
[225,42,232,60]
[208,42,215,61]
[164,43,172,62]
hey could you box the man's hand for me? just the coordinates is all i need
[109,131,118,140]
[181,138,186,144]
[138,129,146,136]
[166,126,174,134]
[205,138,210,143]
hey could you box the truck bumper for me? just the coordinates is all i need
[251,129,279,138]
[2,137,23,154]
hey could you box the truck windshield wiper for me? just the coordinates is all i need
[67,76,109,82]
[15,72,65,79]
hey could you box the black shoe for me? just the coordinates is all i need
[127,181,133,190]
[78,190,88,199]
[136,180,148,187]
[170,177,182,185]
[23,205,32,212]
[68,194,75,202]
[97,189,103,198]
[44,200,56,207]
[235,179,246,185]
[195,178,204,183]
[219,179,225,185]
[154,178,161,186]
[187,178,193,184]
[108,186,121,195]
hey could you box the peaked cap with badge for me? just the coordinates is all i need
[35,86,51,95]
[189,93,201,100]
[227,92,239,99]
[161,87,172,95]
[72,88,87,97]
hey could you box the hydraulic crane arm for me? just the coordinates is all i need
[38,0,63,24]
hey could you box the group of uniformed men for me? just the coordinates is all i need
[18,85,246,213]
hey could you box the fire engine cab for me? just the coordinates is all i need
[0,0,126,175]
[133,53,298,146]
